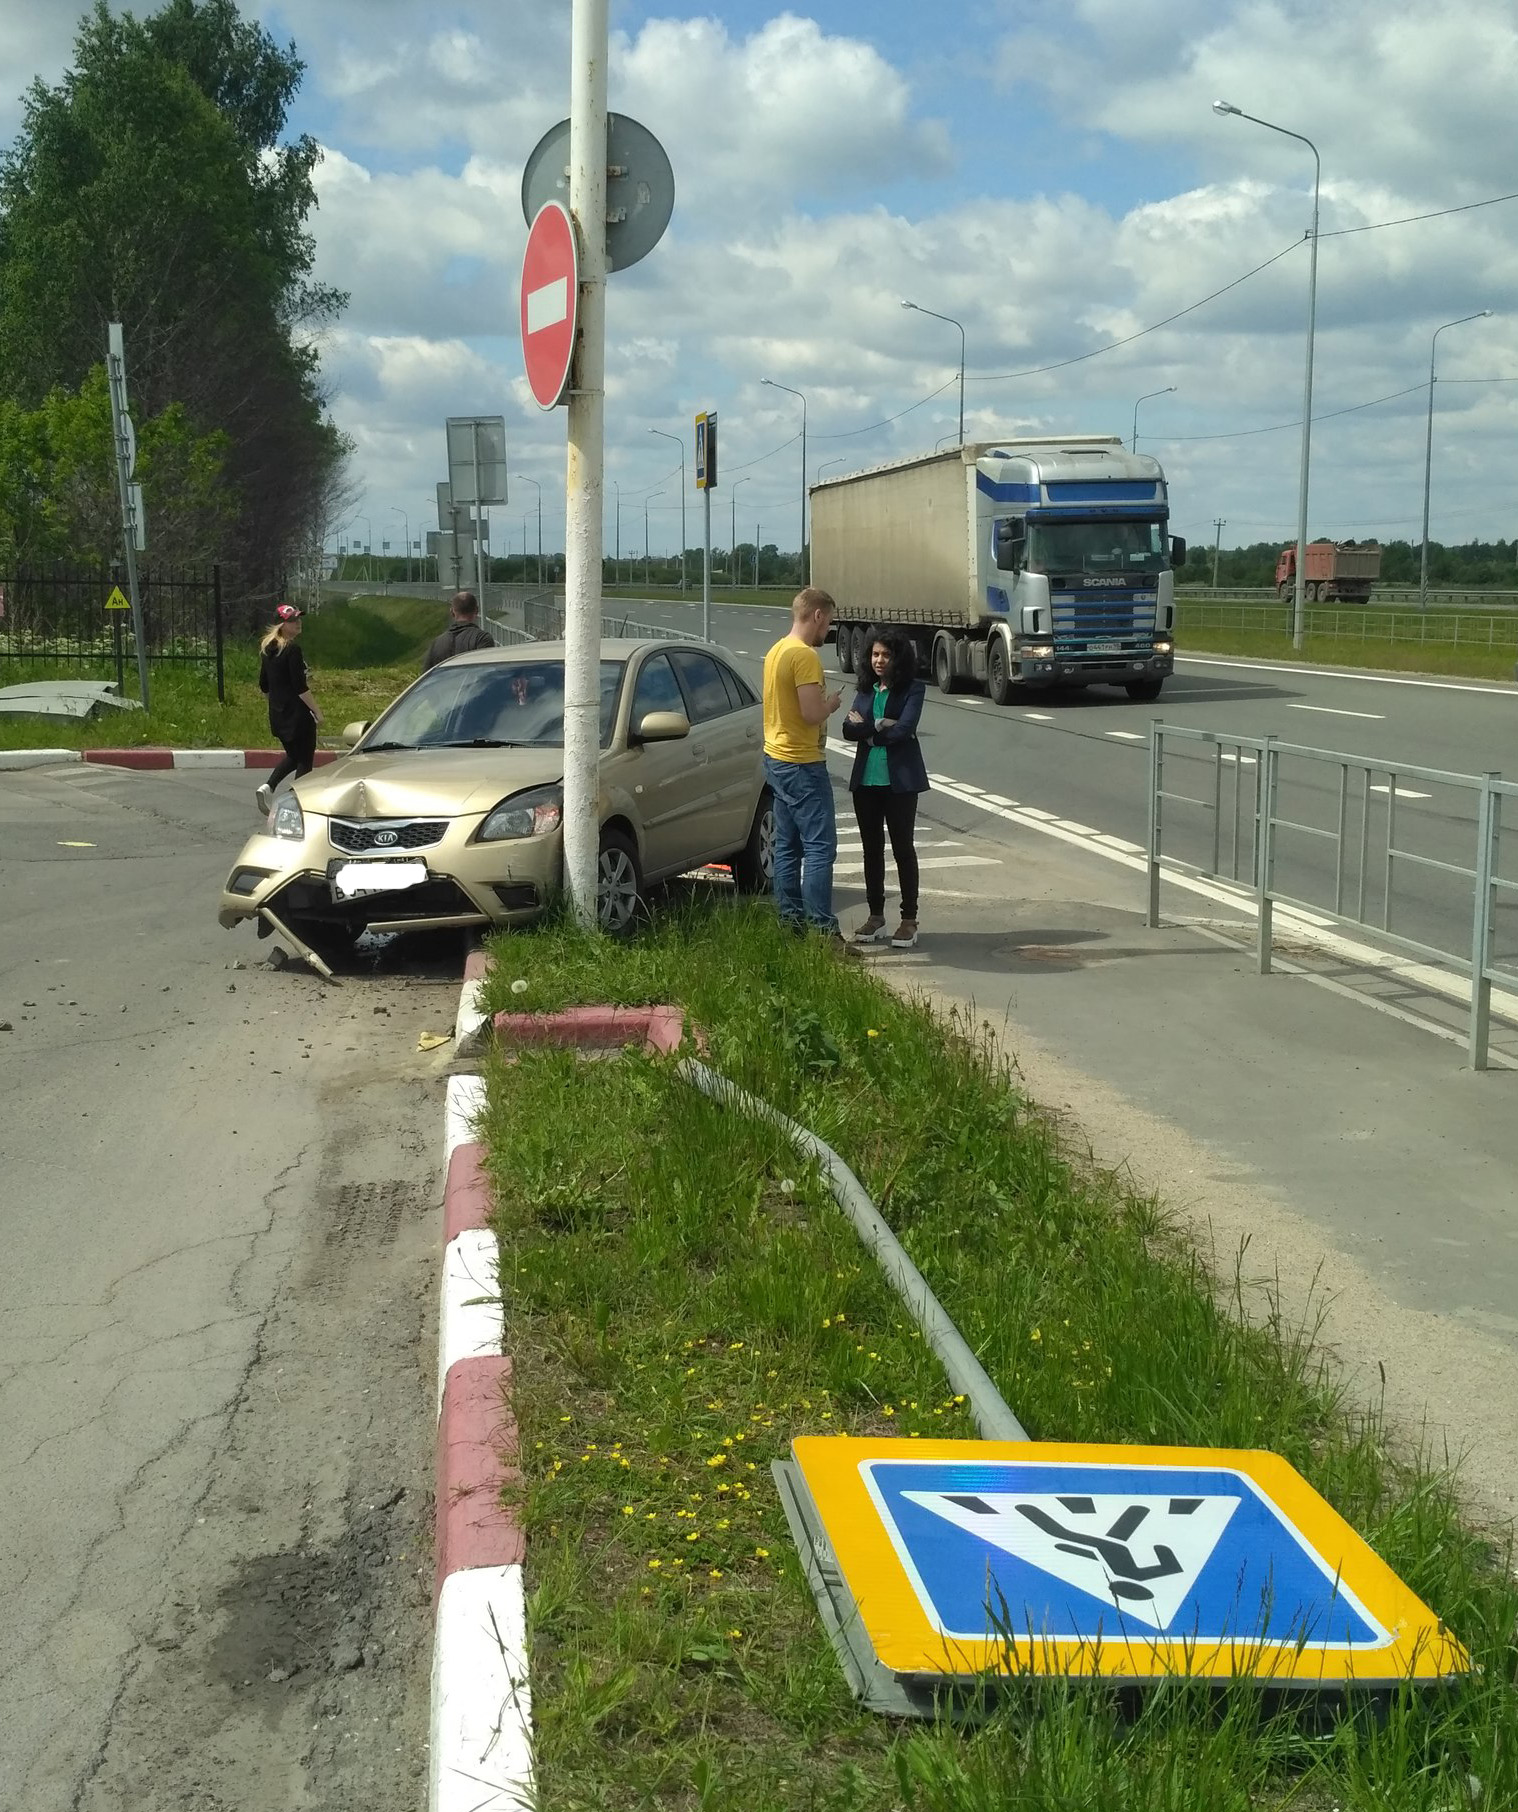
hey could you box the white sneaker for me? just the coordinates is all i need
[255,782,274,816]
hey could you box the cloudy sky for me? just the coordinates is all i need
[8,0,1518,560]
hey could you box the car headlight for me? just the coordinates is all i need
[270,793,305,840]
[478,784,563,842]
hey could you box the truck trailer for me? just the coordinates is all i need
[1275,540,1381,603]
[810,438,1186,704]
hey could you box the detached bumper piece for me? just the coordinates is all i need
[266,874,484,928]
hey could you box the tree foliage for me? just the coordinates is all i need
[0,0,348,604]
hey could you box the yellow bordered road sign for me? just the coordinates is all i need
[105,585,131,611]
[785,1437,1467,1691]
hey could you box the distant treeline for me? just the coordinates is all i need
[1182,539,1518,590]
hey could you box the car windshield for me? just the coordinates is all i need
[1027,519,1167,575]
[361,660,625,752]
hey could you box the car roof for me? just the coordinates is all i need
[447,637,720,665]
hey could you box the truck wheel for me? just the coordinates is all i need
[835,623,855,676]
[933,635,961,694]
[1124,678,1165,703]
[986,636,1015,706]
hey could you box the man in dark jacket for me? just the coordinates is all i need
[423,592,495,670]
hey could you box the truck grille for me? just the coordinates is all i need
[1049,587,1156,655]
[329,817,448,853]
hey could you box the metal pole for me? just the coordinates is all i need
[104,325,150,709]
[1212,517,1225,588]
[1256,736,1278,974]
[702,485,712,644]
[1470,775,1499,1069]
[901,301,967,445]
[649,428,687,593]
[1131,386,1176,454]
[563,0,608,930]
[1145,723,1162,927]
[731,478,750,583]
[213,564,225,703]
[1421,312,1492,611]
[471,423,486,610]
[762,379,808,582]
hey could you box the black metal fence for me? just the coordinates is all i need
[0,564,225,700]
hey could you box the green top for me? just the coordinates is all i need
[862,684,890,787]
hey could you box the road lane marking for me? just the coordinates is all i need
[1023,712,1055,722]
[835,855,1000,877]
[1106,730,1146,741]
[1369,784,1432,799]
[1286,703,1386,720]
[1179,655,1518,699]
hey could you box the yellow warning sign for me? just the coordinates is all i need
[105,585,131,611]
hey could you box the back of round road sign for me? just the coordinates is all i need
[520,113,675,273]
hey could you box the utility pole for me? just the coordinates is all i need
[562,0,608,928]
[105,323,150,709]
[1212,518,1226,589]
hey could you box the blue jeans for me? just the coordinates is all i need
[764,755,838,933]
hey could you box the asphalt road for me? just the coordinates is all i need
[626,598,1518,976]
[0,763,450,1810]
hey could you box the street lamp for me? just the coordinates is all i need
[901,299,967,445]
[353,515,370,584]
[731,477,751,582]
[761,377,809,581]
[817,457,846,485]
[612,479,621,588]
[1131,387,1176,452]
[1214,99,1319,651]
[389,506,409,585]
[649,427,687,592]
[1420,311,1492,611]
[514,474,543,587]
[645,490,664,588]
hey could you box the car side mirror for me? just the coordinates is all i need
[632,710,690,744]
[1170,537,1188,568]
[342,720,370,747]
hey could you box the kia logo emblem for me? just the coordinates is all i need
[374,829,398,847]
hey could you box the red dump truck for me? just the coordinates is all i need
[1275,540,1381,602]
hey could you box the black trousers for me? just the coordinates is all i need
[268,712,317,790]
[852,786,920,918]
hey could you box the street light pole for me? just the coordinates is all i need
[1214,100,1319,652]
[389,507,410,585]
[353,516,370,584]
[761,378,808,582]
[1420,310,1492,611]
[645,491,663,588]
[731,477,750,581]
[901,299,966,445]
[649,427,686,593]
[514,474,543,587]
[613,479,621,587]
[817,457,846,485]
[1131,387,1176,452]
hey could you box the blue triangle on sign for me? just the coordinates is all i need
[864,1459,1388,1650]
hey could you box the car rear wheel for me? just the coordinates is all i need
[597,829,644,936]
[730,793,775,894]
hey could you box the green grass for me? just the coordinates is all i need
[479,903,1518,1812]
[1177,625,1518,682]
[0,593,443,750]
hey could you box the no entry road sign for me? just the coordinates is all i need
[520,201,578,411]
[782,1437,1466,1698]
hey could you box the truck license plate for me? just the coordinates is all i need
[1085,641,1121,655]
[331,859,428,901]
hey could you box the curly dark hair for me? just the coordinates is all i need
[856,622,917,689]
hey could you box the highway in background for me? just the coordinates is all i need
[624,597,1518,977]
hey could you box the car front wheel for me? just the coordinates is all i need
[730,794,775,894]
[597,829,644,935]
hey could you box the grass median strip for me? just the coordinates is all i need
[479,904,1517,1809]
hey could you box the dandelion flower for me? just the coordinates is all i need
[511,978,529,995]
[754,1547,770,1559]
[648,1559,662,1570]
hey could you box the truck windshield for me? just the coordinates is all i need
[1028,519,1166,575]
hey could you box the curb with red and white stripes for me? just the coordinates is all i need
[433,946,531,1812]
[431,965,699,1810]
[0,746,341,772]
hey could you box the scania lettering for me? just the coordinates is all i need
[811,438,1186,704]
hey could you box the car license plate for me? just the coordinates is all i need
[1085,641,1122,655]
[331,859,429,901]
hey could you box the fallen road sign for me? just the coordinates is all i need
[777,1437,1467,1713]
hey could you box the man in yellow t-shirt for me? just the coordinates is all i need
[762,588,844,934]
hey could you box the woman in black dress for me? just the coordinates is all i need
[841,624,929,948]
[255,603,323,814]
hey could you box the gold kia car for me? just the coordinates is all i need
[218,638,775,948]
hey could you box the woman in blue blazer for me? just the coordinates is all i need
[841,624,929,947]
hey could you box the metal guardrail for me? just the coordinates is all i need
[484,595,699,646]
[1179,587,1518,609]
[1145,722,1518,1068]
[1176,601,1518,647]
